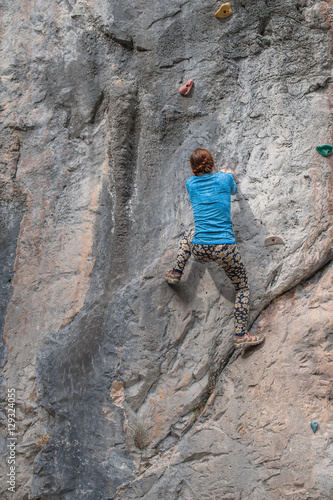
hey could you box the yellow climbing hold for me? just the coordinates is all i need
[215,2,232,19]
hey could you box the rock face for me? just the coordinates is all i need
[0,1,332,499]
[118,262,333,500]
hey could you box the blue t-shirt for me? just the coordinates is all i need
[186,171,237,244]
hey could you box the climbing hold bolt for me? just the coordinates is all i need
[215,2,232,19]
[179,79,194,96]
[264,236,284,247]
[311,421,319,433]
[316,144,333,157]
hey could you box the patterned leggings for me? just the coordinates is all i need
[174,229,250,336]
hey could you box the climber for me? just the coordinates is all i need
[165,148,264,348]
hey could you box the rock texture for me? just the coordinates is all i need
[0,0,332,499]
[117,261,333,500]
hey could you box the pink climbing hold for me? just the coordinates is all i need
[179,79,194,96]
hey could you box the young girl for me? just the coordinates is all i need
[166,148,264,348]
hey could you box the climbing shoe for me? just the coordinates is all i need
[234,332,265,348]
[165,269,182,286]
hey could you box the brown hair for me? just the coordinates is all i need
[190,148,215,176]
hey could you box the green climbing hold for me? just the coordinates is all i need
[311,421,319,433]
[316,144,333,157]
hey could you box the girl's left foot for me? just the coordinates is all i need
[234,332,265,348]
[165,269,182,286]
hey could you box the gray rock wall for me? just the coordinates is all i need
[0,0,332,499]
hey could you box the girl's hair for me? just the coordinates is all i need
[190,148,215,176]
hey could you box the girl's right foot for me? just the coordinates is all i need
[234,332,265,348]
[165,269,182,286]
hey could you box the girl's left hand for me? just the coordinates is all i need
[221,168,235,177]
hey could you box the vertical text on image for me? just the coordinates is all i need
[7,388,16,493]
